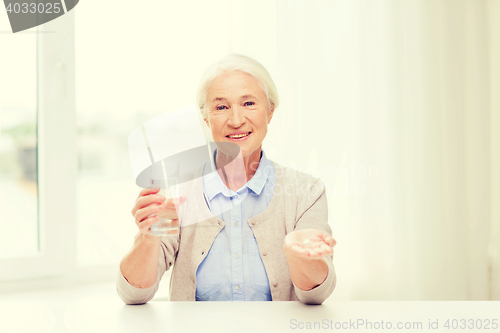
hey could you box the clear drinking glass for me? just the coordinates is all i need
[149,178,179,236]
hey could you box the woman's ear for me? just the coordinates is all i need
[267,105,275,124]
[203,109,210,128]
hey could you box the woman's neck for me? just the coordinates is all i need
[215,147,262,191]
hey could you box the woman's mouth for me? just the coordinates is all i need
[226,132,251,140]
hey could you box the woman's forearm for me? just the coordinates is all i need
[119,233,162,289]
[285,254,329,291]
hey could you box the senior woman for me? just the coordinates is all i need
[117,54,337,304]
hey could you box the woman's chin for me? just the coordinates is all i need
[215,137,261,161]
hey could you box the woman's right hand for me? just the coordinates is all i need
[131,187,166,237]
[132,187,187,237]
[121,188,177,289]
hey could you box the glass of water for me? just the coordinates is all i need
[148,159,181,236]
[149,178,180,236]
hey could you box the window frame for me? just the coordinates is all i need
[0,13,77,285]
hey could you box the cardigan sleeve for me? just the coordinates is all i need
[292,178,337,305]
[293,256,336,305]
[116,234,179,305]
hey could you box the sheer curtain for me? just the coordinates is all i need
[344,0,498,301]
[233,0,499,300]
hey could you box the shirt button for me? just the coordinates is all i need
[236,285,240,290]
[262,252,267,256]
[234,222,238,227]
[234,254,239,259]
[201,251,205,255]
[273,282,278,287]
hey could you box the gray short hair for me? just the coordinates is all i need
[196,54,279,120]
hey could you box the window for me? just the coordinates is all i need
[0,14,76,283]
[0,25,38,260]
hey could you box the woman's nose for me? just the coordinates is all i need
[227,106,245,127]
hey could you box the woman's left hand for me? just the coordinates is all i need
[283,228,336,260]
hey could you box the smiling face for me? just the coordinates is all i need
[204,70,274,161]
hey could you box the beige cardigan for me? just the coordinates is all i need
[117,162,336,304]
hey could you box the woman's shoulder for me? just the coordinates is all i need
[269,160,326,200]
[270,160,324,185]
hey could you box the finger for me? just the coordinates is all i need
[137,215,160,234]
[323,235,336,247]
[135,203,162,223]
[307,245,333,258]
[163,198,177,209]
[311,240,325,248]
[132,194,165,217]
[307,247,323,257]
[317,233,335,246]
[164,195,188,209]
[140,206,179,221]
[135,194,166,210]
[320,243,334,253]
[308,238,333,249]
[307,235,324,243]
[156,201,181,220]
[137,187,161,199]
[310,233,333,247]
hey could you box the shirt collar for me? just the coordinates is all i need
[203,149,272,200]
[203,149,230,200]
[246,150,272,195]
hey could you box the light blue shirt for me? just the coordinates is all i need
[195,150,276,301]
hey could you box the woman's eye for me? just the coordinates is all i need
[216,105,228,111]
[244,101,255,107]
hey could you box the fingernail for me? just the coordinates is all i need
[149,214,157,218]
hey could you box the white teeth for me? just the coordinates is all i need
[228,132,250,139]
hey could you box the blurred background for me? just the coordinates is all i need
[0,0,499,301]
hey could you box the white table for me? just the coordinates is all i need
[1,294,499,332]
